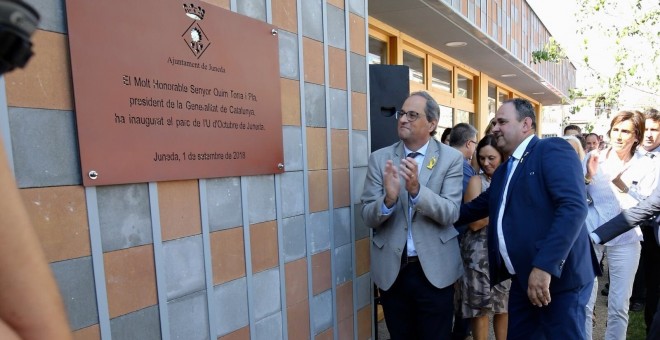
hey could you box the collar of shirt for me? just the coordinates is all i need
[511,134,535,161]
[646,145,660,156]
[404,140,430,161]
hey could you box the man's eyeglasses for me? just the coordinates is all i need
[467,140,477,147]
[395,110,421,122]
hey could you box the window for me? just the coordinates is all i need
[431,63,452,93]
[457,74,473,99]
[498,91,509,105]
[438,104,453,128]
[456,109,475,126]
[403,51,424,84]
[368,36,387,65]
[488,83,497,119]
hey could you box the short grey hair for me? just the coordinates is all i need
[409,91,439,136]
[448,123,477,147]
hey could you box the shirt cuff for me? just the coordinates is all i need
[410,193,419,205]
[589,232,602,244]
[381,202,394,215]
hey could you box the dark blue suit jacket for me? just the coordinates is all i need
[457,136,599,293]
[594,183,660,245]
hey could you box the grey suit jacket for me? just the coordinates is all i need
[594,182,660,246]
[360,138,464,290]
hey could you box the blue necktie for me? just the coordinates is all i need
[505,156,515,179]
[500,156,516,206]
[407,152,421,159]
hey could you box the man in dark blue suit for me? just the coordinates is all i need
[591,184,660,340]
[456,98,599,339]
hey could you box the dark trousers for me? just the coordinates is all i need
[649,301,660,340]
[507,278,592,340]
[379,261,454,340]
[642,227,660,334]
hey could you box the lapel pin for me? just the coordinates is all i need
[520,151,529,163]
[427,156,437,169]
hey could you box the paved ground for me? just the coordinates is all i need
[377,264,610,339]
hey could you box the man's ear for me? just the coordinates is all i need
[429,120,438,133]
[522,117,533,131]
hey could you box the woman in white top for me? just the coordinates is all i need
[584,111,660,339]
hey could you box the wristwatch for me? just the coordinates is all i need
[584,175,592,185]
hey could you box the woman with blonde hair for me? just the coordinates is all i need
[562,134,586,161]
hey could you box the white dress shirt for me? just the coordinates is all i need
[497,134,534,275]
[584,148,659,246]
[381,141,430,256]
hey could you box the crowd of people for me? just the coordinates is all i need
[362,91,659,340]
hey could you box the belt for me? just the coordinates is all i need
[401,255,419,265]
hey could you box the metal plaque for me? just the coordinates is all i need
[66,0,284,186]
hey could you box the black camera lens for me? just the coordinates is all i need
[0,0,40,74]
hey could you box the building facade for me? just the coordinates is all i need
[0,0,574,339]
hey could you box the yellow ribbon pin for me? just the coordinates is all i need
[427,156,437,169]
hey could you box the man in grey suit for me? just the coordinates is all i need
[591,182,660,340]
[361,91,464,339]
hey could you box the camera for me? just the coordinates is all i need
[0,0,39,75]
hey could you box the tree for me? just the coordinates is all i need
[534,0,659,108]
[576,0,659,107]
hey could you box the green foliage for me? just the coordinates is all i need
[531,38,567,64]
[575,0,660,105]
[585,122,594,133]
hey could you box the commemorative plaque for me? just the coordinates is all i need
[66,0,284,186]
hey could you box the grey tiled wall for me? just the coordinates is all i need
[327,5,347,49]
[255,312,283,340]
[97,184,153,252]
[29,0,67,33]
[8,108,81,188]
[163,235,205,300]
[110,306,161,340]
[278,30,300,79]
[302,0,324,41]
[309,210,331,254]
[247,175,277,224]
[206,177,243,231]
[51,256,98,330]
[253,268,282,320]
[304,82,327,128]
[282,215,307,262]
[330,88,349,129]
[168,291,210,340]
[282,126,304,171]
[311,290,333,333]
[214,277,249,337]
[236,0,267,21]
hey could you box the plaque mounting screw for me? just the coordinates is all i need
[88,170,98,180]
[277,163,284,170]
[271,29,278,36]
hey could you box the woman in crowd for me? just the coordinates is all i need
[440,127,452,145]
[562,135,586,161]
[584,111,659,339]
[461,134,509,340]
